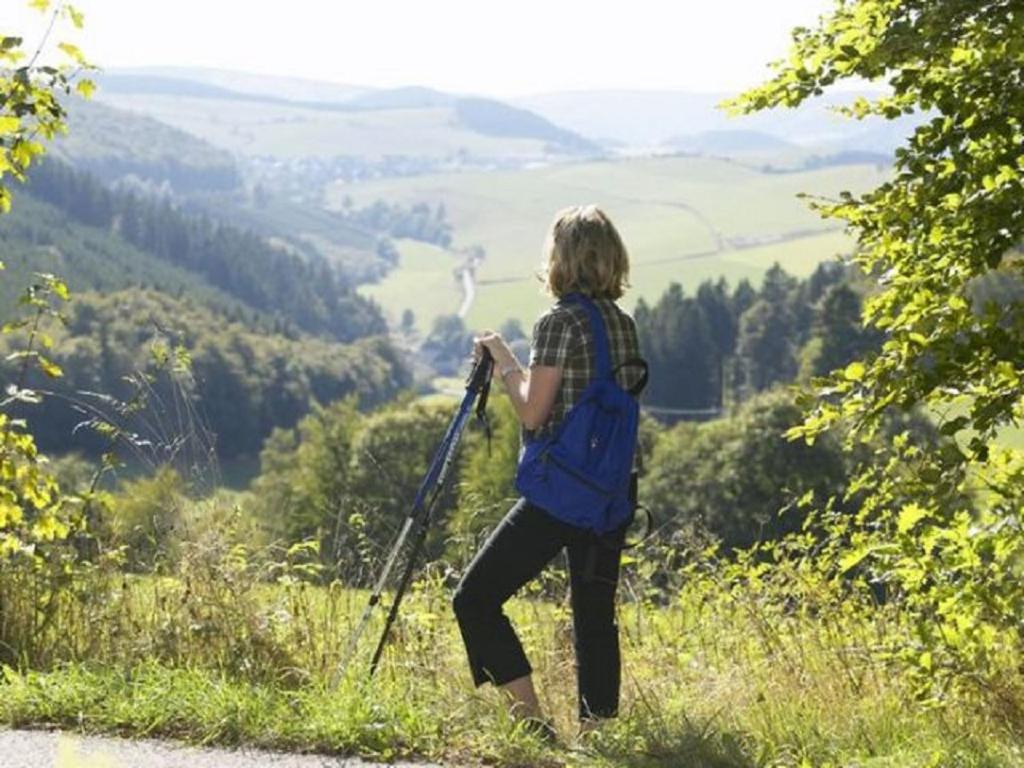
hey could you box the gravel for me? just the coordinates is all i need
[0,729,445,768]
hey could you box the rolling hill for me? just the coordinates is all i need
[92,71,600,161]
[55,99,242,194]
[514,89,924,153]
[48,69,897,349]
[335,154,887,331]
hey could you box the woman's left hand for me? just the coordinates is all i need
[473,331,515,372]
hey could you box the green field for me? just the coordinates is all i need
[358,239,464,329]
[342,156,883,330]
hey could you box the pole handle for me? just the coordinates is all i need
[467,346,494,393]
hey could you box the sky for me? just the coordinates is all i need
[2,0,835,97]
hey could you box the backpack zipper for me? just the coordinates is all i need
[542,449,627,497]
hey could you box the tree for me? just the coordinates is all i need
[0,1,96,664]
[251,397,461,582]
[401,308,416,334]
[809,283,880,377]
[731,0,1024,704]
[636,284,719,411]
[731,1,1024,456]
[644,389,848,552]
[734,298,798,396]
[422,314,472,376]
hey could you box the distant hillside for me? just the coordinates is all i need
[514,89,924,152]
[14,159,387,343]
[331,154,887,332]
[515,90,726,147]
[0,193,246,319]
[56,100,241,194]
[454,98,599,154]
[94,70,600,161]
[9,289,409,462]
[51,99,404,284]
[110,66,370,103]
[664,130,799,156]
[348,86,453,110]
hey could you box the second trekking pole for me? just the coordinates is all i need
[333,348,493,684]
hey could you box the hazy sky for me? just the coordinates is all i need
[3,0,835,96]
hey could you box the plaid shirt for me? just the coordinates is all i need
[527,296,643,441]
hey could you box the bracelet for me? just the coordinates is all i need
[499,363,522,381]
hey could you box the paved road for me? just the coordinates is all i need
[0,729,444,768]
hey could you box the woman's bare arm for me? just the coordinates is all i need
[501,365,561,431]
[473,332,561,431]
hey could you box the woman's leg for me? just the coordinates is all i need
[566,475,636,723]
[566,532,625,722]
[452,498,569,714]
[500,674,543,720]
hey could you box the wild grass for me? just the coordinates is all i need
[2,524,1021,767]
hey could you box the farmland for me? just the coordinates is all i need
[339,155,886,330]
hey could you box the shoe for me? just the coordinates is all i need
[519,716,559,745]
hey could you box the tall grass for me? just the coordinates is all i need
[1,512,1021,767]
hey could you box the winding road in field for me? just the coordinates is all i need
[0,729,445,768]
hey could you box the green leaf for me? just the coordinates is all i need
[75,79,95,99]
[839,546,871,572]
[897,503,928,534]
[57,42,86,65]
[843,361,866,382]
[38,356,63,379]
[65,5,85,28]
[0,117,20,136]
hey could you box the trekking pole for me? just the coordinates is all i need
[332,348,493,685]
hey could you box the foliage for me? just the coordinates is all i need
[730,0,1024,452]
[0,1,94,214]
[251,396,466,582]
[421,314,472,376]
[0,1,99,668]
[448,394,522,555]
[339,197,453,248]
[2,540,1023,766]
[643,389,849,551]
[731,0,1024,712]
[636,284,719,412]
[0,289,410,460]
[106,466,185,570]
[635,262,863,414]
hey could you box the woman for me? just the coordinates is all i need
[453,204,642,741]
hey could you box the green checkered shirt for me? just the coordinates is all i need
[526,296,643,440]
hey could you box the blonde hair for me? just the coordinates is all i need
[541,205,630,300]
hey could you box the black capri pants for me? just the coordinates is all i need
[452,479,634,720]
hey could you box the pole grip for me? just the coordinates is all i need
[467,347,494,393]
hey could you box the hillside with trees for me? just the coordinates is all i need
[12,158,386,342]
[5,290,410,461]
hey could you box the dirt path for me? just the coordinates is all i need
[0,729,445,768]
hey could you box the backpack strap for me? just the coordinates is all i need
[565,292,612,380]
[613,357,649,397]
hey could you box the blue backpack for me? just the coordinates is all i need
[514,293,649,534]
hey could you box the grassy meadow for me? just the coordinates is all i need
[1,526,1021,768]
[344,156,885,330]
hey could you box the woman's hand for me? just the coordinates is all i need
[472,331,517,376]
[473,330,559,430]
